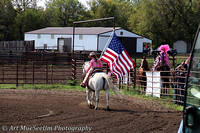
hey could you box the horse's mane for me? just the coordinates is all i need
[84,61,90,68]
[82,61,92,75]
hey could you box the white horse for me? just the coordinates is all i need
[82,61,122,111]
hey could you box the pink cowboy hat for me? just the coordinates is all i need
[159,44,170,53]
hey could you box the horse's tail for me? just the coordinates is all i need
[102,74,122,99]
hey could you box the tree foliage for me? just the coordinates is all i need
[129,0,200,49]
[0,0,199,51]
[0,0,16,40]
[46,0,87,27]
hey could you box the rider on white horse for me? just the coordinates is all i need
[81,52,103,88]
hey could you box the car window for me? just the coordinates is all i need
[186,30,200,107]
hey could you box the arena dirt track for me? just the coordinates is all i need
[0,89,182,133]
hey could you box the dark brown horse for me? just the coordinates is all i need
[156,61,171,94]
[152,52,171,95]
[139,56,150,91]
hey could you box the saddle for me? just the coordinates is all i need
[91,69,103,77]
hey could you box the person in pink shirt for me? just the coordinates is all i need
[81,52,103,87]
[153,44,170,71]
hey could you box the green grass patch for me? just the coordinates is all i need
[0,84,16,89]
[15,84,85,91]
[120,88,183,111]
[0,80,85,91]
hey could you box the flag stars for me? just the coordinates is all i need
[108,34,125,54]
[101,33,134,79]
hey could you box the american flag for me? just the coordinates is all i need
[100,33,135,79]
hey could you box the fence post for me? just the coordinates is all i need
[2,59,4,83]
[51,64,53,84]
[24,61,26,84]
[46,61,48,84]
[152,71,153,96]
[133,54,136,89]
[71,59,76,80]
[16,61,19,87]
[32,62,34,84]
[127,73,129,91]
[119,78,121,90]
[173,55,175,69]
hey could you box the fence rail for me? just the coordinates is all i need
[120,69,187,106]
[0,52,190,106]
[0,59,72,86]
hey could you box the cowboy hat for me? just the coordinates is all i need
[89,52,96,57]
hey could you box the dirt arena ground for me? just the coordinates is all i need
[0,89,182,133]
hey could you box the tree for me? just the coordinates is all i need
[46,0,87,27]
[87,0,134,28]
[129,0,200,49]
[15,8,46,39]
[0,0,16,40]
[12,0,37,11]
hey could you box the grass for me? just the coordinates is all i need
[0,80,85,91]
[0,82,183,111]
[120,88,183,111]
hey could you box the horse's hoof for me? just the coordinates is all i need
[89,104,94,109]
[106,107,110,111]
[94,107,98,110]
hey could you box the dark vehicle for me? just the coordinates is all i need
[181,25,200,133]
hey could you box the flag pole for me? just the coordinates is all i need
[100,17,115,58]
[100,30,115,59]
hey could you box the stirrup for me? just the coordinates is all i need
[80,83,86,88]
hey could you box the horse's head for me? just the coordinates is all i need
[82,61,90,77]
[140,56,150,70]
[176,60,186,71]
[157,61,170,71]
[140,56,145,68]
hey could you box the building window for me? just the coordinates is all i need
[79,35,83,40]
[51,34,54,39]
[37,34,41,39]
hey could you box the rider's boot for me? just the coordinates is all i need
[80,82,86,88]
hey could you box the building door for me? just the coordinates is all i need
[58,38,71,53]
[58,38,64,53]
[118,37,137,57]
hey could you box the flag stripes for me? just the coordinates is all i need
[101,34,135,79]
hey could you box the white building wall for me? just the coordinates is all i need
[25,34,98,51]
[137,37,152,53]
[77,35,97,51]
[25,28,152,52]
[98,36,110,51]
[173,40,187,53]
[25,34,70,49]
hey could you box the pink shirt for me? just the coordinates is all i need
[86,58,103,73]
